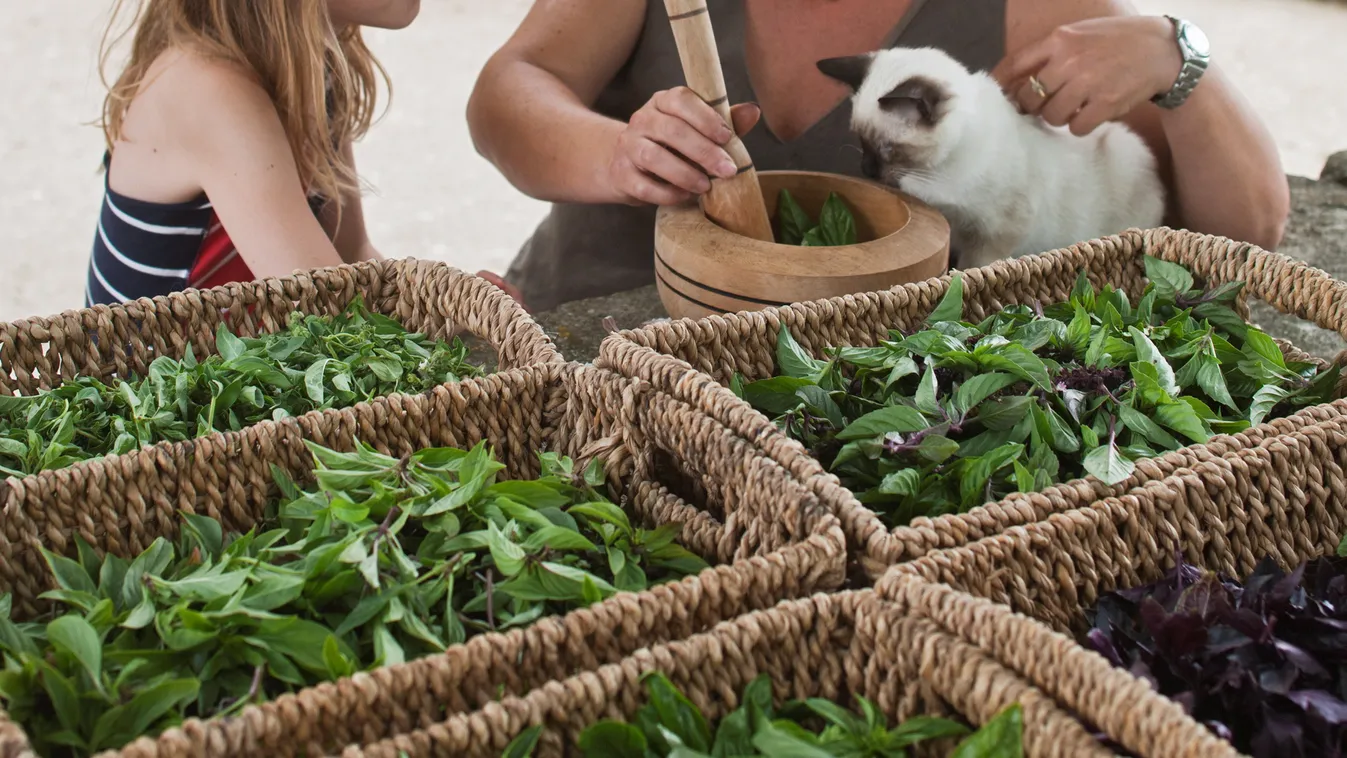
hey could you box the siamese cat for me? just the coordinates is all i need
[817,47,1166,269]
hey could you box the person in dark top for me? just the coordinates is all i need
[468,0,1289,314]
[86,0,534,309]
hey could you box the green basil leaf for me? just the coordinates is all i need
[976,396,1033,431]
[751,722,834,757]
[41,547,97,595]
[523,525,597,553]
[47,615,104,690]
[1129,327,1177,396]
[914,365,940,415]
[777,327,825,380]
[487,522,528,577]
[878,469,921,497]
[1083,442,1135,486]
[776,189,813,246]
[743,376,815,415]
[580,722,649,758]
[817,192,858,247]
[979,345,1053,390]
[927,273,965,325]
[215,323,247,362]
[1155,401,1210,444]
[1249,384,1291,427]
[953,373,1019,417]
[836,405,928,441]
[890,715,972,747]
[1143,255,1194,299]
[949,703,1024,758]
[1118,404,1181,451]
[644,672,712,752]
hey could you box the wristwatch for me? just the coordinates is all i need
[1152,15,1210,110]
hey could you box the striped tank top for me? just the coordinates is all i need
[85,154,326,307]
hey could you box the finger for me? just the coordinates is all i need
[624,172,694,207]
[1014,79,1051,116]
[646,115,737,179]
[991,40,1053,90]
[730,103,761,137]
[1068,99,1113,137]
[655,87,734,144]
[1016,60,1071,116]
[628,137,715,194]
[1039,78,1091,128]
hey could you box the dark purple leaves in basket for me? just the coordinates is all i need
[1084,554,1347,757]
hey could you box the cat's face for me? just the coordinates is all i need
[818,48,972,186]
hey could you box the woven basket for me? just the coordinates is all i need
[873,407,1347,758]
[334,587,1232,758]
[0,362,846,758]
[0,258,560,395]
[598,227,1347,579]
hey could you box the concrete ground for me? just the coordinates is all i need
[2,0,1345,323]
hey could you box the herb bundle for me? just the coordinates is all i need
[733,257,1339,527]
[505,671,1024,757]
[777,189,859,247]
[1085,553,1347,757]
[0,441,708,757]
[0,298,482,479]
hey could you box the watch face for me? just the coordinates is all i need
[1181,22,1211,58]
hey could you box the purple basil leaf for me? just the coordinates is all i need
[1289,690,1347,725]
[1260,663,1302,695]
[1086,628,1124,667]
[1277,639,1331,679]
[1204,720,1234,742]
[1250,712,1304,758]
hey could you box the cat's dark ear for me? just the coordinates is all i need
[879,76,947,126]
[816,54,874,91]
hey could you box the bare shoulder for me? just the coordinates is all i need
[1004,0,1138,50]
[124,47,281,152]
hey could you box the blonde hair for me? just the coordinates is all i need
[99,0,390,202]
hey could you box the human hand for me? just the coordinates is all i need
[992,15,1183,136]
[477,270,530,312]
[607,87,761,206]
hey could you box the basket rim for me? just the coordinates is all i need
[0,361,849,758]
[596,227,1347,578]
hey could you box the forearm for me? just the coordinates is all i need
[467,59,627,205]
[1159,66,1290,250]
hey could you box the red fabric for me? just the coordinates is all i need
[187,213,255,290]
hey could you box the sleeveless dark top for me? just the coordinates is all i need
[86,152,328,307]
[504,0,1007,312]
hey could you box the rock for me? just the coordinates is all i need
[1321,150,1347,186]
[532,285,665,363]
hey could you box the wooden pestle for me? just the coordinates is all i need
[663,0,775,242]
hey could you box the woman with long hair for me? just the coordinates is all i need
[85,0,419,306]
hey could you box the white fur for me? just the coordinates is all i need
[849,47,1166,269]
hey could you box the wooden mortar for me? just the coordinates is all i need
[655,171,951,320]
[656,1,950,320]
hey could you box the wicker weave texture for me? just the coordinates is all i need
[0,363,846,758]
[597,227,1346,579]
[336,590,1137,758]
[873,408,1347,758]
[0,258,561,396]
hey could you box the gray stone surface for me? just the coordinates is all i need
[535,162,1347,364]
[533,286,665,363]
